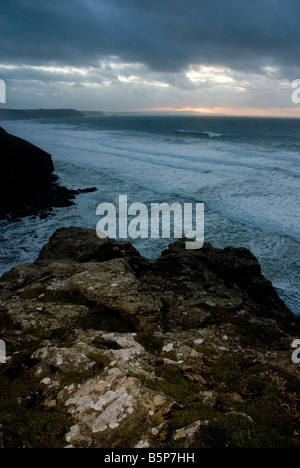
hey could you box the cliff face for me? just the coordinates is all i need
[0,128,96,220]
[0,227,299,448]
[0,127,54,193]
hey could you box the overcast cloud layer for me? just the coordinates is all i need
[1,0,300,114]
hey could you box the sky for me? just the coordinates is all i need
[1,0,300,116]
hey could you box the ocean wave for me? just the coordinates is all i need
[177,129,224,138]
[202,131,225,138]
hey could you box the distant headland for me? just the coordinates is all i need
[0,108,86,121]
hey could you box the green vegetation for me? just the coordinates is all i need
[81,306,136,333]
[0,349,71,448]
[138,357,300,449]
[92,336,123,350]
[134,333,165,355]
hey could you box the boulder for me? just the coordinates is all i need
[36,227,144,266]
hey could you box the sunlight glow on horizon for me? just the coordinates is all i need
[139,106,300,118]
[1,60,299,117]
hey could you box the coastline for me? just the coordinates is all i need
[1,117,299,315]
[2,0,300,451]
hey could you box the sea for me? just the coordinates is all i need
[0,115,299,315]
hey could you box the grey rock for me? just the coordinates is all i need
[0,228,299,449]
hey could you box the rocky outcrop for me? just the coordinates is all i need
[0,227,299,448]
[0,128,96,220]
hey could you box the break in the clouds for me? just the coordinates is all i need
[1,0,300,115]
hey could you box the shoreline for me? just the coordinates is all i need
[0,119,299,316]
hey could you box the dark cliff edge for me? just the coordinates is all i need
[0,128,96,220]
[0,227,299,448]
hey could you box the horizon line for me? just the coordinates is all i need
[1,106,300,119]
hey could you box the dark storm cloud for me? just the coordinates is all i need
[1,0,300,73]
